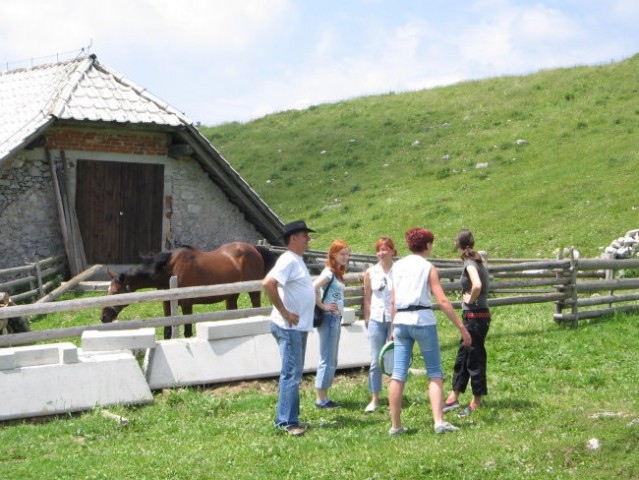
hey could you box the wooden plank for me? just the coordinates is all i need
[36,264,103,303]
[47,148,77,275]
[0,306,273,347]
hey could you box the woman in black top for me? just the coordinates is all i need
[443,229,491,417]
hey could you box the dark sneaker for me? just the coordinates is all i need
[457,406,475,417]
[316,400,341,409]
[443,399,460,413]
[284,425,305,436]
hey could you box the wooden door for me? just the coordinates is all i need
[76,160,164,264]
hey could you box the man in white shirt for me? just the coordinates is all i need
[262,220,316,436]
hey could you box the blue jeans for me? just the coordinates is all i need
[368,320,393,393]
[315,313,342,390]
[392,324,442,383]
[270,322,308,428]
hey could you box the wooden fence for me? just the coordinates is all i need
[0,255,67,303]
[1,252,638,347]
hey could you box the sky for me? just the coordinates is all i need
[1,0,638,126]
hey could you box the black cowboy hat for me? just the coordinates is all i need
[282,220,316,237]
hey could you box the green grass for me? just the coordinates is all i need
[3,305,638,479]
[201,54,639,259]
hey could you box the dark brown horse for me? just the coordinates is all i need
[100,242,275,339]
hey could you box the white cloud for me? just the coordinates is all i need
[0,0,292,60]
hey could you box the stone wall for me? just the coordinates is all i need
[0,153,64,268]
[0,126,264,269]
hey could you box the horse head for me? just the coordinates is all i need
[100,268,132,323]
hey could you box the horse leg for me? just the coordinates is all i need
[162,301,172,340]
[249,290,261,308]
[225,294,240,310]
[183,304,194,338]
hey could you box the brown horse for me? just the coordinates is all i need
[100,242,275,339]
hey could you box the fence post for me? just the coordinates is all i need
[554,249,566,319]
[34,261,44,298]
[568,249,579,327]
[603,251,615,309]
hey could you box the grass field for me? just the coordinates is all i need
[201,54,639,259]
[2,303,638,479]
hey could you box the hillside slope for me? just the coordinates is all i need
[201,54,639,258]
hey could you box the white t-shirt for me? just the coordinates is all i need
[391,254,436,326]
[267,250,315,331]
[368,263,392,323]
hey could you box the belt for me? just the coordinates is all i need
[397,305,431,312]
[464,311,491,319]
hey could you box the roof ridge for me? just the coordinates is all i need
[49,55,97,118]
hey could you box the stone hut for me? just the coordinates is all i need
[0,54,284,273]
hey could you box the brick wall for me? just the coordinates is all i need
[46,126,168,156]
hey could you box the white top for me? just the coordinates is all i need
[391,254,436,326]
[267,250,315,331]
[368,262,392,323]
[318,267,345,314]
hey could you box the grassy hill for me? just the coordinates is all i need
[200,54,639,259]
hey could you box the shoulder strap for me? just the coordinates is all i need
[321,272,335,302]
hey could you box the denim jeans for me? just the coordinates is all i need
[391,323,442,383]
[315,312,342,390]
[368,320,393,393]
[270,321,308,428]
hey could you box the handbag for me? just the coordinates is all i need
[313,272,334,327]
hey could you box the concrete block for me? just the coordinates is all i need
[341,307,356,325]
[145,320,371,389]
[81,328,157,352]
[13,343,77,367]
[195,315,271,340]
[0,349,16,370]
[59,343,79,364]
[0,350,153,421]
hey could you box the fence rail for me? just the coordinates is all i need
[1,253,638,347]
[0,255,67,303]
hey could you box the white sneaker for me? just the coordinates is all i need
[434,421,460,434]
[364,402,378,413]
[388,426,408,436]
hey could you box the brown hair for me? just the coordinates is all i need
[456,229,483,263]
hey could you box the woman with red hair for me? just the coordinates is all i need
[313,239,351,409]
[388,228,471,436]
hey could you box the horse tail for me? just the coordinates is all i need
[255,245,276,277]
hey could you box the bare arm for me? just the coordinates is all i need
[430,267,471,346]
[313,274,338,314]
[463,263,482,306]
[262,276,299,326]
[362,270,372,327]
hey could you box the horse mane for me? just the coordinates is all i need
[122,250,174,279]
